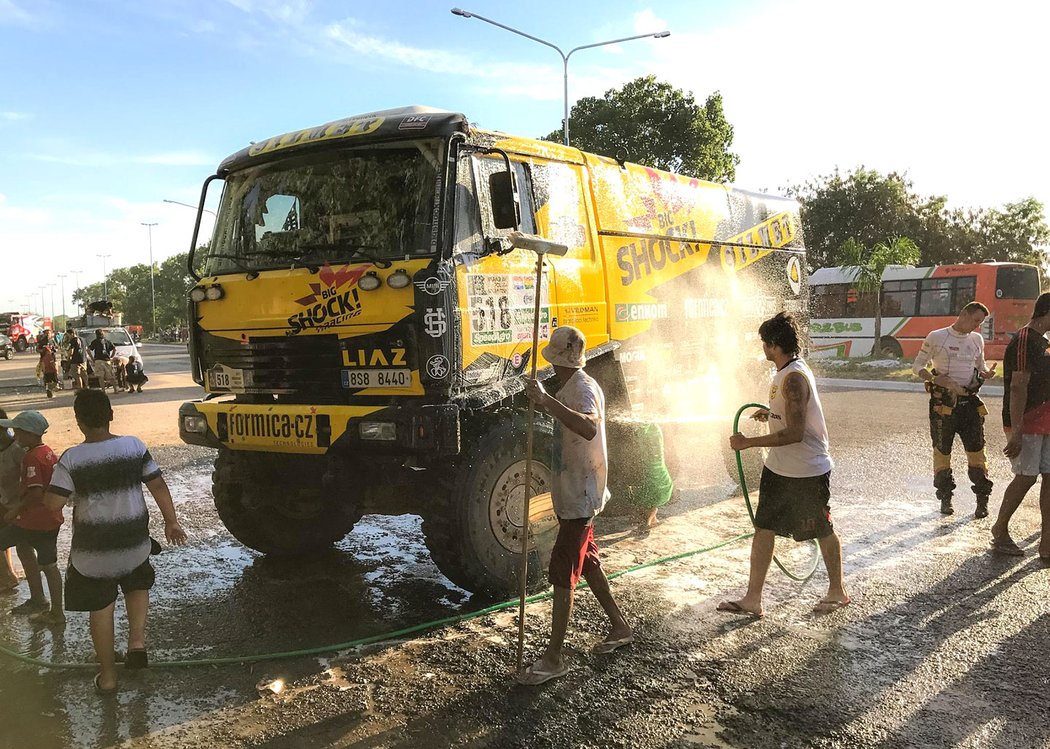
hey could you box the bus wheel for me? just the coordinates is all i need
[14,337,27,352]
[879,336,903,359]
[212,450,360,555]
[422,413,557,598]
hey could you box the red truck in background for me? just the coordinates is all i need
[1,312,52,351]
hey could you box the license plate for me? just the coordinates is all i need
[341,368,412,389]
[209,365,250,392]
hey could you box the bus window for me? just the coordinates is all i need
[918,278,953,316]
[845,288,877,318]
[953,276,976,311]
[881,280,918,316]
[996,266,1040,299]
[811,284,848,317]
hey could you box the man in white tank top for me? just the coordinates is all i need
[911,302,997,517]
[720,312,849,617]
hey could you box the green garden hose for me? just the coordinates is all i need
[0,532,754,672]
[734,402,820,582]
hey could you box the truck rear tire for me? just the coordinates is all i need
[212,450,360,555]
[14,337,27,352]
[422,414,557,598]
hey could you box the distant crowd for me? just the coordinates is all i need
[33,328,148,399]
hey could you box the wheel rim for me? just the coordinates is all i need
[489,459,556,553]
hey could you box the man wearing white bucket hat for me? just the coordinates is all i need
[518,325,633,685]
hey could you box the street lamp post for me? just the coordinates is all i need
[97,254,112,299]
[38,286,46,317]
[57,275,67,319]
[142,222,158,338]
[451,8,669,146]
[163,198,217,217]
[70,270,82,315]
[48,283,56,320]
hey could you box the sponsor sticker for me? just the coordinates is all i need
[426,354,450,379]
[614,303,668,323]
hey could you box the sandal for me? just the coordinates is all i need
[716,600,764,618]
[125,649,148,670]
[94,673,118,696]
[515,659,570,686]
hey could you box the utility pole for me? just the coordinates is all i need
[97,254,112,299]
[71,270,82,314]
[38,286,46,317]
[48,283,56,320]
[57,275,67,319]
[142,222,158,337]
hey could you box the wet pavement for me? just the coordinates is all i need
[2,388,1050,748]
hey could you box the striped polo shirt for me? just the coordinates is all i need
[48,435,162,578]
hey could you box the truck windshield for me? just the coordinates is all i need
[203,140,442,275]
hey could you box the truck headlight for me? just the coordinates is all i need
[387,269,411,289]
[359,421,397,441]
[182,415,209,434]
[204,284,224,301]
[189,287,207,303]
[359,272,382,291]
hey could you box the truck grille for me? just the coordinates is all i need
[200,333,343,400]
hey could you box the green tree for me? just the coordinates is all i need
[543,75,740,181]
[841,236,920,358]
[791,167,1050,272]
[70,250,196,337]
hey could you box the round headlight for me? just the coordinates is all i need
[387,269,411,289]
[204,285,224,301]
[189,287,207,303]
[359,272,382,291]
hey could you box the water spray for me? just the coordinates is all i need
[733,402,819,581]
[508,230,568,674]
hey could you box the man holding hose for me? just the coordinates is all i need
[723,312,849,617]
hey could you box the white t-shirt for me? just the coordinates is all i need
[912,326,987,388]
[551,370,610,519]
[765,359,834,478]
[48,435,162,579]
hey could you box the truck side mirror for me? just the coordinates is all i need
[489,171,521,231]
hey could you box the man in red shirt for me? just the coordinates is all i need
[994,293,1050,561]
[0,410,65,626]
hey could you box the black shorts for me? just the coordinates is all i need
[0,525,60,566]
[754,468,834,541]
[65,559,155,612]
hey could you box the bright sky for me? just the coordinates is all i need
[2,0,1047,318]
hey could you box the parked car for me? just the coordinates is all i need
[0,334,13,360]
[76,327,143,388]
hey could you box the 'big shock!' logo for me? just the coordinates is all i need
[286,263,368,336]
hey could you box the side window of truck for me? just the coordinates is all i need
[472,156,537,237]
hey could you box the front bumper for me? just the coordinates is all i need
[179,400,460,456]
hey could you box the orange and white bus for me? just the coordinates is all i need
[809,262,1041,360]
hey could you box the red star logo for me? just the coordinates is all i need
[294,263,369,306]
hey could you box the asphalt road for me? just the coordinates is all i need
[0,343,191,389]
[1,366,1048,748]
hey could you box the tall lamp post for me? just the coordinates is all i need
[57,275,67,320]
[163,198,217,217]
[38,286,47,317]
[451,8,669,146]
[97,254,112,300]
[142,222,158,338]
[71,270,82,314]
[48,283,56,320]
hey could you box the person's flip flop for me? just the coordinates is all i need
[813,598,852,613]
[593,635,634,654]
[515,659,570,686]
[716,600,764,618]
[125,649,148,670]
[94,673,118,696]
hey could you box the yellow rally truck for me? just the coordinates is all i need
[179,106,806,596]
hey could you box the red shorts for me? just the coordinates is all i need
[548,517,601,589]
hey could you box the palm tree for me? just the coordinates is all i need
[841,236,920,358]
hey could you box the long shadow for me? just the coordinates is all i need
[703,548,1045,746]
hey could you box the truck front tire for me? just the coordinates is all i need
[422,414,557,598]
[212,450,360,555]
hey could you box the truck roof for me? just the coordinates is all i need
[218,106,470,173]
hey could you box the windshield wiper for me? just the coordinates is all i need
[295,240,394,269]
[205,253,260,278]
